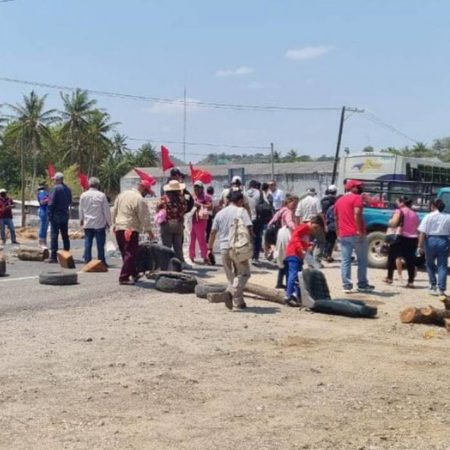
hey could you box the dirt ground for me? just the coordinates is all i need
[1,257,450,450]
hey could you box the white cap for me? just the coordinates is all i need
[53,172,64,180]
[231,175,242,184]
[194,180,204,188]
[328,184,337,192]
[0,188,6,193]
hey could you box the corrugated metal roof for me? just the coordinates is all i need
[123,161,333,179]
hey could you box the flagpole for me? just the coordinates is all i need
[183,86,187,164]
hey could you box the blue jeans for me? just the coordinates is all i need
[38,210,49,240]
[425,236,449,292]
[285,255,303,298]
[0,218,16,243]
[50,218,70,260]
[340,235,369,289]
[84,228,106,263]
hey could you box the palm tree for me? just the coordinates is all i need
[285,149,298,162]
[98,152,133,199]
[60,88,96,168]
[132,142,158,167]
[85,109,118,175]
[111,132,129,157]
[5,91,59,226]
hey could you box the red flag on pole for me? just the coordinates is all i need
[189,163,213,184]
[134,168,156,186]
[47,164,56,178]
[79,172,89,191]
[161,145,175,171]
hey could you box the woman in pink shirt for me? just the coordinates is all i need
[267,195,299,288]
[385,196,419,288]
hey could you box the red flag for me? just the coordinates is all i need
[79,172,89,191]
[161,145,175,171]
[134,168,156,186]
[47,164,56,178]
[189,163,213,184]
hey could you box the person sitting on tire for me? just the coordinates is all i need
[334,179,374,294]
[284,215,324,307]
[112,180,154,285]
[207,190,253,311]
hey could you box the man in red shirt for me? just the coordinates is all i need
[0,189,18,245]
[334,180,374,293]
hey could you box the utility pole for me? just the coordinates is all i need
[183,86,187,163]
[331,106,364,184]
[270,142,275,179]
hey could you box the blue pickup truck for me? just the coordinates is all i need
[362,184,450,268]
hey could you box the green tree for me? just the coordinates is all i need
[98,152,134,199]
[362,145,374,153]
[60,88,96,169]
[111,132,129,157]
[284,149,298,162]
[131,142,158,167]
[5,91,59,225]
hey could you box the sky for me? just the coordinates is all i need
[1,0,450,163]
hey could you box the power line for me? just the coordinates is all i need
[0,76,343,112]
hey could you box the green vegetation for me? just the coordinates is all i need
[0,90,158,202]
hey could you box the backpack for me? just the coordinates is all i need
[229,208,253,262]
[256,191,273,224]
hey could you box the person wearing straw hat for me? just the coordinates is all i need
[157,179,189,267]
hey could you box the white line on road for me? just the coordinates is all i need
[0,275,38,283]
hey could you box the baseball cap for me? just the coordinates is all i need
[328,184,337,192]
[170,167,185,177]
[194,180,204,188]
[307,187,317,195]
[231,175,242,184]
[345,179,363,191]
[52,172,64,180]
[0,188,6,193]
[139,180,153,192]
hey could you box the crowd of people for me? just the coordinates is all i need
[2,168,450,311]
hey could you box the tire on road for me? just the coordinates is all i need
[195,283,227,299]
[39,270,78,286]
[155,272,197,294]
[367,231,388,269]
[312,299,377,318]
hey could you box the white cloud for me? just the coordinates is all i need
[215,66,254,77]
[285,46,334,61]
[147,97,202,114]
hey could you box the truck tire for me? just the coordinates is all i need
[312,299,377,318]
[39,270,78,286]
[367,231,388,269]
[195,283,227,299]
[155,272,197,294]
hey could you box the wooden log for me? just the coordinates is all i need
[207,292,231,304]
[17,246,49,261]
[57,250,76,269]
[0,253,6,277]
[440,297,450,311]
[243,282,285,305]
[400,306,450,326]
[81,259,108,273]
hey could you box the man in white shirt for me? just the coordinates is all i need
[295,188,322,222]
[208,191,253,310]
[268,180,285,211]
[79,177,112,265]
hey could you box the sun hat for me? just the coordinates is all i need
[345,179,363,191]
[163,180,186,192]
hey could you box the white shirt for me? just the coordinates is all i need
[418,210,450,236]
[246,188,261,220]
[212,204,252,250]
[79,188,112,229]
[295,195,321,221]
[271,188,285,211]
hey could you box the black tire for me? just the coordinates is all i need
[301,268,331,301]
[367,231,388,269]
[39,270,78,286]
[312,299,377,318]
[155,272,197,294]
[168,257,182,272]
[195,283,227,299]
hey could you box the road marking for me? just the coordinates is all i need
[0,275,38,283]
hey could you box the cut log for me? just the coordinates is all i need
[17,246,49,261]
[207,292,231,304]
[440,297,450,311]
[400,306,450,326]
[243,282,285,305]
[0,253,6,277]
[57,250,76,269]
[81,259,108,273]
